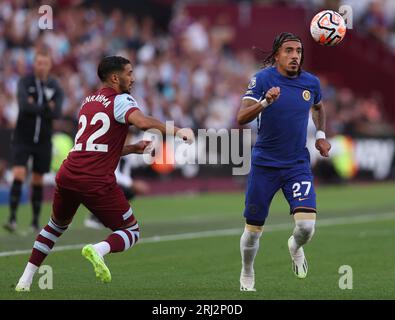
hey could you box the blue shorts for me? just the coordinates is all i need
[243,164,316,223]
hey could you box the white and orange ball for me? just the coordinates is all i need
[310,10,347,46]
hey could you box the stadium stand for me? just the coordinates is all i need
[0,0,394,196]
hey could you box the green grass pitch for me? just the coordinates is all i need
[0,182,394,299]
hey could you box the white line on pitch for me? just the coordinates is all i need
[0,211,394,258]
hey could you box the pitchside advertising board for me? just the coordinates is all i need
[308,135,395,180]
[0,130,394,181]
[0,131,394,204]
[130,133,395,181]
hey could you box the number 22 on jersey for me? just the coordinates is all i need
[72,112,110,152]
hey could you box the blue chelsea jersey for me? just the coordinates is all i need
[243,66,322,168]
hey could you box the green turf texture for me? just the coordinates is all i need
[0,182,394,299]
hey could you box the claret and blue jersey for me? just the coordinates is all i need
[242,66,322,223]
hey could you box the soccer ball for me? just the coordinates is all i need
[310,10,346,46]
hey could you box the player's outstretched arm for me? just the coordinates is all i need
[121,140,153,156]
[312,101,331,157]
[237,87,280,125]
[127,109,194,144]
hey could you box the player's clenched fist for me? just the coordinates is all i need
[265,87,281,104]
[315,139,331,157]
[134,140,153,154]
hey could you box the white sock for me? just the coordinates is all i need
[290,219,315,253]
[240,227,263,275]
[93,241,111,257]
[18,262,38,285]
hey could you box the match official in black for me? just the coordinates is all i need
[4,51,64,233]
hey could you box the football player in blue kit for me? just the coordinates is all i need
[237,32,331,291]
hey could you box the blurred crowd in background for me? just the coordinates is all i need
[0,0,394,139]
[280,0,395,47]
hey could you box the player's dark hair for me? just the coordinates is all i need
[97,56,131,82]
[259,32,304,74]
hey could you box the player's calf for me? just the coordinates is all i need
[240,221,263,291]
[96,220,140,255]
[31,184,44,230]
[288,211,316,279]
[15,218,69,292]
[6,179,23,230]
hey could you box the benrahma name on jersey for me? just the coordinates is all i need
[80,94,111,108]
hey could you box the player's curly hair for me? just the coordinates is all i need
[256,32,304,74]
[97,56,131,82]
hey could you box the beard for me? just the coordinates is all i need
[120,85,130,94]
[119,80,131,94]
[286,68,299,77]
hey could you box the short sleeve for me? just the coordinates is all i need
[114,94,140,124]
[314,77,322,105]
[242,74,264,103]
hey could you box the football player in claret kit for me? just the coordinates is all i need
[15,56,193,291]
[237,33,331,291]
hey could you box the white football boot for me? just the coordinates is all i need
[15,281,31,292]
[240,270,256,291]
[288,236,308,279]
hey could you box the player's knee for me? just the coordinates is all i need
[293,210,316,239]
[242,222,264,247]
[51,214,72,227]
[13,167,26,181]
[295,219,315,241]
[31,173,44,185]
[246,218,265,228]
